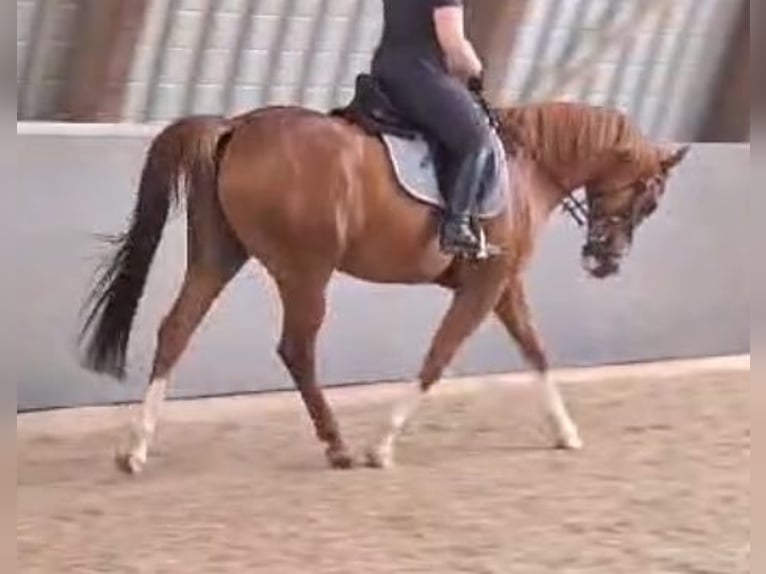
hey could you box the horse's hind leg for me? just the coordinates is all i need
[366,263,508,468]
[494,280,582,450]
[115,265,242,474]
[116,199,246,474]
[276,274,353,469]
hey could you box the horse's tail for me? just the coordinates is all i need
[78,116,231,380]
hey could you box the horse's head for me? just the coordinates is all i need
[581,144,690,278]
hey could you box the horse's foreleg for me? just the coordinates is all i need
[366,264,508,468]
[494,281,582,450]
[116,264,242,474]
[277,278,353,469]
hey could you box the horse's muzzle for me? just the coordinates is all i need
[581,242,621,278]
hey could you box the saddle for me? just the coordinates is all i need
[329,73,510,223]
[331,72,502,138]
[329,73,425,141]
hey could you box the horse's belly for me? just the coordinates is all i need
[338,223,451,284]
[338,256,450,284]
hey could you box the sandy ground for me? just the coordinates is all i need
[17,357,749,574]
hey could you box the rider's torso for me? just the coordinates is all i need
[376,0,457,68]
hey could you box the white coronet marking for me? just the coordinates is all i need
[367,384,425,468]
[540,373,583,450]
[116,377,168,473]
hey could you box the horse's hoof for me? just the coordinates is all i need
[364,446,393,469]
[547,415,584,451]
[555,431,584,451]
[326,447,355,470]
[115,450,145,475]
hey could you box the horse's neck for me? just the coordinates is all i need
[543,152,607,196]
[521,155,576,231]
[502,105,610,193]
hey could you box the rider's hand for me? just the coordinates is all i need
[467,74,484,94]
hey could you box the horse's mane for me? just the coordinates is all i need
[498,101,660,185]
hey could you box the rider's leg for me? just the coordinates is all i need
[372,55,496,256]
[438,134,494,255]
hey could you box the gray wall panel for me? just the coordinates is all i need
[10,130,748,410]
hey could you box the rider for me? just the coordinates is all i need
[371,0,497,257]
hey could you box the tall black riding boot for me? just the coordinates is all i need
[439,145,499,258]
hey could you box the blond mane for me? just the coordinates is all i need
[498,101,661,187]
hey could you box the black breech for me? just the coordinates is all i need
[371,52,490,162]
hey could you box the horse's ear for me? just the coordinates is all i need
[660,145,690,172]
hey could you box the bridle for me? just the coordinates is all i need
[582,176,663,248]
[559,178,657,234]
[560,192,589,227]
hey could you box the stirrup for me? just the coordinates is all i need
[439,223,502,260]
[473,225,503,260]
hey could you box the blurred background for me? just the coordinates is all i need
[17,0,749,141]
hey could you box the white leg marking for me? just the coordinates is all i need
[367,384,425,468]
[117,377,168,474]
[540,373,583,450]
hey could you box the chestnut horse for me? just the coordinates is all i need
[79,100,688,473]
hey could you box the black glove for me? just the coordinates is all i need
[467,74,484,94]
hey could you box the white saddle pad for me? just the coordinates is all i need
[380,130,511,219]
